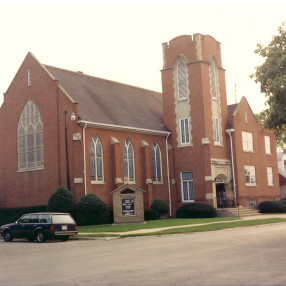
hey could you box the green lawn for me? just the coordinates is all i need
[77,217,286,237]
[77,217,238,233]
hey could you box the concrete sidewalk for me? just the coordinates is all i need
[78,214,286,237]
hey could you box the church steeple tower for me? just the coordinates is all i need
[161,34,230,207]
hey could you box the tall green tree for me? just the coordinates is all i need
[252,22,286,149]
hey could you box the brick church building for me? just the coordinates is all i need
[0,34,280,215]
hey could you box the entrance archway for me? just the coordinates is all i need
[215,177,226,208]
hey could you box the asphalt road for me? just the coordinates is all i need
[1,223,286,286]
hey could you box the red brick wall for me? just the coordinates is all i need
[0,53,172,213]
[231,97,280,205]
[0,53,79,208]
[82,127,172,210]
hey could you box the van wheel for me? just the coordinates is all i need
[3,230,13,242]
[36,231,46,243]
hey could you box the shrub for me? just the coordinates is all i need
[280,199,286,206]
[151,199,169,218]
[176,203,216,218]
[259,200,286,213]
[144,209,158,220]
[78,194,109,225]
[47,185,76,217]
[0,206,47,226]
[108,206,114,224]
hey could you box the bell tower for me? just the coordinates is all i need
[161,34,230,208]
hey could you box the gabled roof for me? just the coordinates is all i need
[227,103,239,129]
[44,65,169,133]
[279,169,286,179]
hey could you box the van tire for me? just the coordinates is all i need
[36,231,46,243]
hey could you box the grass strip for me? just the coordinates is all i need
[78,217,239,233]
[78,218,286,238]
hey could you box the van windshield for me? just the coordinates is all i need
[52,214,75,224]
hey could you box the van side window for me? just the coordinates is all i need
[18,214,31,223]
[40,214,51,223]
[30,214,40,223]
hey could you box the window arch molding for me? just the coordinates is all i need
[175,56,189,100]
[151,141,162,183]
[89,134,104,182]
[123,138,135,183]
[18,100,44,171]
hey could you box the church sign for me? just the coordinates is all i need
[121,198,135,216]
[111,184,145,224]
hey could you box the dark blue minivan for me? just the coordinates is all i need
[0,212,77,242]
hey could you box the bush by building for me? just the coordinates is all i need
[47,185,76,217]
[78,194,109,225]
[0,205,47,226]
[144,209,158,220]
[176,203,217,218]
[258,200,286,213]
[151,199,169,218]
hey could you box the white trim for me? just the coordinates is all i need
[242,131,253,152]
[83,123,87,195]
[123,139,136,183]
[177,59,188,100]
[181,171,194,202]
[264,136,271,155]
[78,120,170,136]
[151,142,163,183]
[91,181,105,185]
[179,117,191,145]
[267,167,274,186]
[166,133,171,216]
[244,165,256,186]
[90,134,104,183]
[27,68,31,87]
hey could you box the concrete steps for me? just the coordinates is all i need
[217,207,262,218]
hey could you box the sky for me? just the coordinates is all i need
[0,0,285,114]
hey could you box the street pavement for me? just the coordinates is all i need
[1,221,286,286]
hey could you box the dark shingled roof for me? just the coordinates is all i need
[44,65,169,132]
[227,103,239,129]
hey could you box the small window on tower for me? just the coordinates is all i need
[27,69,31,87]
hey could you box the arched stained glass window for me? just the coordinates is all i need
[210,58,219,99]
[152,142,162,182]
[18,100,44,171]
[177,59,188,100]
[123,138,135,183]
[90,135,104,182]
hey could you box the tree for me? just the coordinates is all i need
[251,22,286,149]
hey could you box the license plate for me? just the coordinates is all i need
[62,225,68,230]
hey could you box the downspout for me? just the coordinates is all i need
[226,129,236,207]
[166,133,172,216]
[83,123,87,195]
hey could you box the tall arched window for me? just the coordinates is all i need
[177,59,188,100]
[152,142,162,183]
[123,138,135,183]
[210,58,219,99]
[90,134,104,182]
[18,100,44,171]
